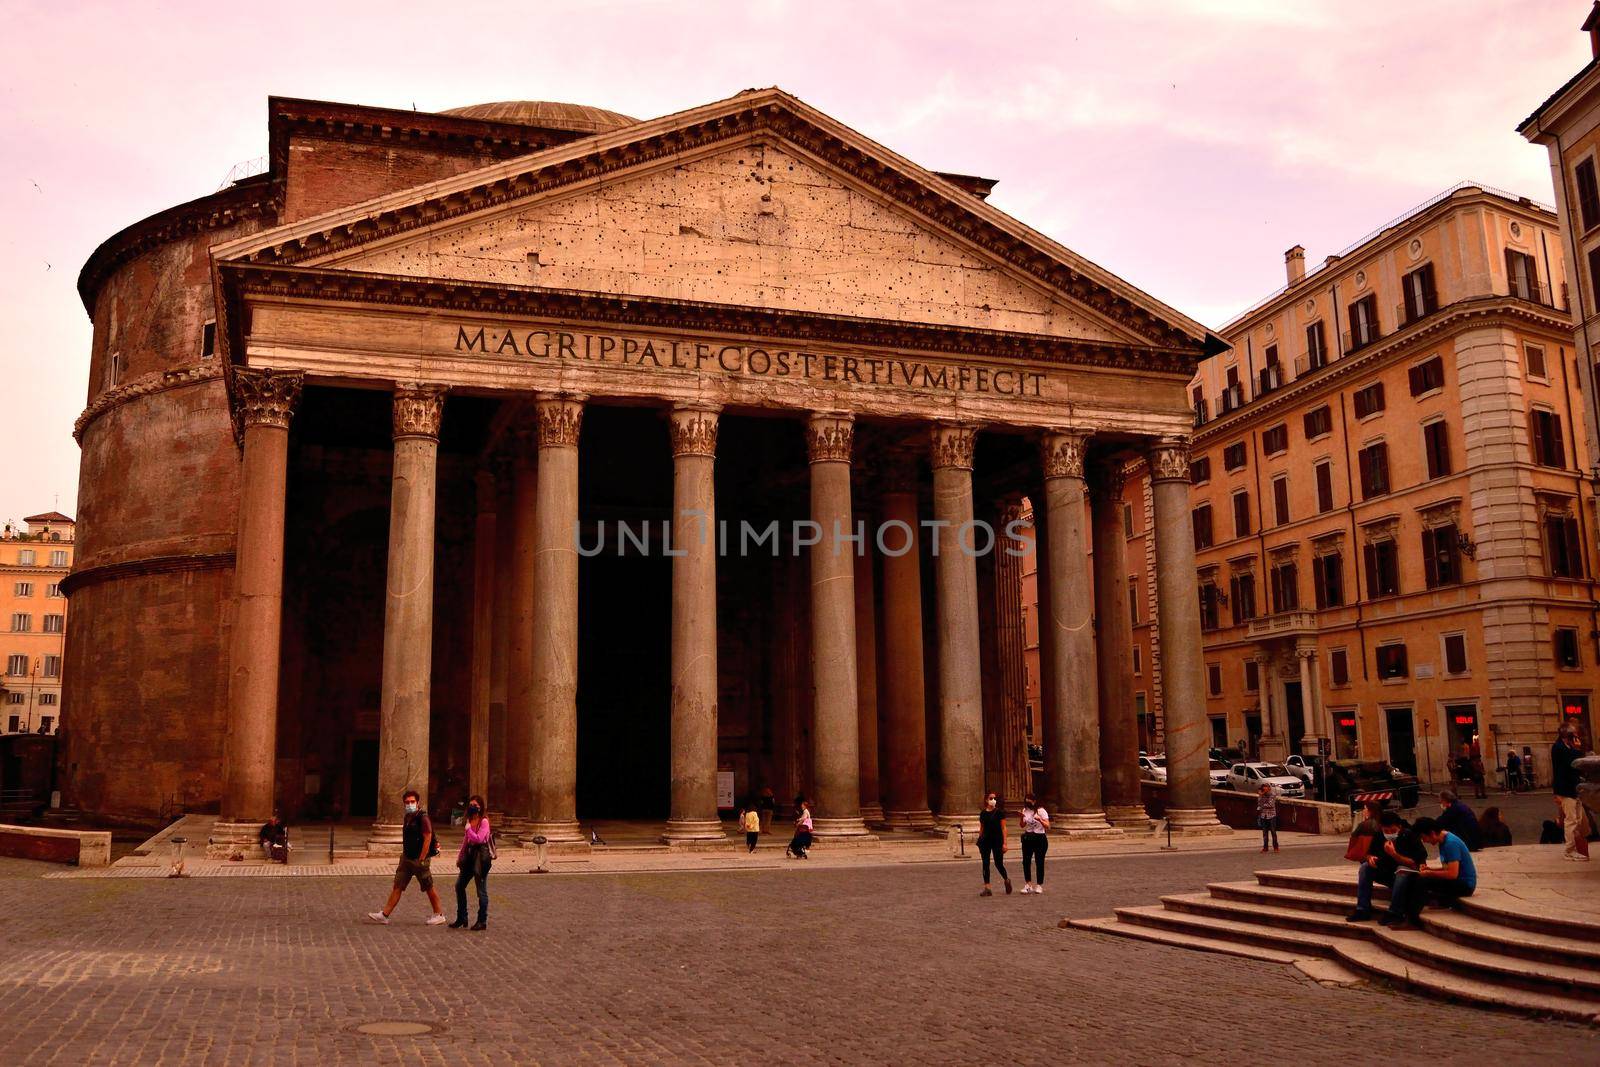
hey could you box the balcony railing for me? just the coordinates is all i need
[1257,365,1284,396]
[1293,349,1328,377]
[1245,609,1319,640]
[1218,385,1245,414]
[1343,323,1382,354]
[1508,280,1559,309]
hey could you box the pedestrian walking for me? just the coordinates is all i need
[977,792,1011,896]
[1552,724,1591,862]
[1018,793,1050,894]
[785,795,814,859]
[450,795,492,931]
[739,802,762,853]
[366,789,447,925]
[1257,784,1280,852]
[757,787,776,834]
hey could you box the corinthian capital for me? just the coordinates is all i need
[669,405,720,458]
[1039,431,1087,480]
[393,383,448,441]
[1087,458,1127,504]
[234,367,303,430]
[1147,437,1192,483]
[535,394,585,448]
[806,412,854,464]
[929,422,977,471]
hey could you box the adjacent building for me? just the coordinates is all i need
[1,513,74,735]
[1118,184,1594,787]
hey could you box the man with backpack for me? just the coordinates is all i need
[366,789,448,925]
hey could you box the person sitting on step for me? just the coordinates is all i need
[1346,809,1423,923]
[1382,816,1476,929]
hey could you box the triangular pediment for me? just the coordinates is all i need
[215,89,1214,354]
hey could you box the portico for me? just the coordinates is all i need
[204,88,1225,853]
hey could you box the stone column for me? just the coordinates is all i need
[504,429,538,826]
[214,368,302,855]
[663,405,727,844]
[1256,650,1288,762]
[1039,432,1114,833]
[527,395,585,843]
[1090,461,1147,828]
[469,469,497,803]
[487,461,513,818]
[854,536,885,825]
[930,423,984,833]
[1296,642,1327,754]
[991,499,1032,806]
[807,414,872,838]
[1148,438,1226,834]
[369,383,447,851]
[879,455,935,830]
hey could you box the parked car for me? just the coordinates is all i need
[1138,754,1167,783]
[1227,762,1306,798]
[1210,746,1247,766]
[1322,759,1420,810]
[1284,754,1318,787]
[1208,759,1231,789]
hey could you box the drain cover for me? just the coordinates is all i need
[354,1021,436,1037]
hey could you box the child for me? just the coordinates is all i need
[1257,783,1280,852]
[740,802,761,853]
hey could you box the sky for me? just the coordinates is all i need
[0,0,1590,523]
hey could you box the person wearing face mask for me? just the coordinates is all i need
[1345,809,1424,923]
[1018,794,1050,894]
[976,792,1012,897]
[451,794,493,931]
[366,789,447,926]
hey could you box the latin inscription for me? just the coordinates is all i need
[452,326,1045,397]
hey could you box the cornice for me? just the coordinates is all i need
[73,363,225,443]
[222,262,1200,376]
[1195,296,1574,441]
[57,551,234,596]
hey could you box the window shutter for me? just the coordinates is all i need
[1551,415,1567,468]
[1531,412,1547,466]
[1363,542,1378,598]
[1422,529,1438,588]
[1373,445,1388,493]
[1409,363,1426,395]
[1566,518,1585,578]
[1421,264,1436,313]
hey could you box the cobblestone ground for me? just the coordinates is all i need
[0,843,1590,1065]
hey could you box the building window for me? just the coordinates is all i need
[1315,461,1335,513]
[5,715,16,732]
[10,614,31,633]
[1305,321,1327,371]
[1376,643,1409,680]
[1199,583,1222,632]
[1132,646,1142,675]
[42,655,60,678]
[1259,346,1283,395]
[1589,247,1600,310]
[1330,647,1350,687]
[202,320,217,358]
[1531,409,1567,468]
[13,583,31,597]
[1272,476,1290,526]
[1524,342,1548,380]
[1262,424,1288,455]
[1269,560,1298,613]
[1506,249,1539,303]
[38,693,56,707]
[1244,659,1260,693]
[6,655,27,676]
[39,716,52,734]
[1206,662,1223,697]
[45,584,61,598]
[1353,381,1386,418]
[1422,524,1461,588]
[49,550,67,567]
[16,550,34,566]
[1555,627,1582,669]
[1192,505,1213,550]
[1408,355,1445,396]
[1358,442,1390,498]
[1222,366,1244,412]
[41,614,64,634]
[1232,491,1251,538]
[1401,263,1438,323]
[1122,503,1134,538]
[4,693,22,706]
[1303,405,1332,440]
[1128,578,1139,624]
[1364,538,1400,598]
[1230,571,1257,623]
[1577,157,1600,231]
[1190,456,1211,484]
[1348,294,1381,350]
[1223,442,1247,471]
[1546,512,1586,578]
[1443,633,1468,676]
[1314,551,1344,609]
[105,351,121,390]
[1423,420,1451,479]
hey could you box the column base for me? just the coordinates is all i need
[207,820,264,859]
[366,821,405,855]
[1053,811,1123,838]
[1164,807,1232,837]
[933,811,982,835]
[1257,734,1289,762]
[859,803,886,826]
[883,808,936,832]
[522,819,585,844]
[1105,804,1156,830]
[660,818,731,846]
[811,816,876,840]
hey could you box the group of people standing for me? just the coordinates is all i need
[976,793,1051,896]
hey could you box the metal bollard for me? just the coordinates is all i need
[527,834,549,874]
[947,825,965,858]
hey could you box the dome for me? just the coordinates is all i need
[440,100,639,135]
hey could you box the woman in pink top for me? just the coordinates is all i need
[786,795,815,859]
[451,795,493,931]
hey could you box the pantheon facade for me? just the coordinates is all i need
[64,91,1226,848]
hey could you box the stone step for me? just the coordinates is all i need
[1160,892,1374,940]
[1422,910,1600,970]
[1067,915,1303,965]
[1458,895,1600,945]
[1255,867,1362,898]
[1113,904,1338,958]
[1207,880,1370,916]
[1332,939,1600,1025]
[1375,926,1600,1001]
